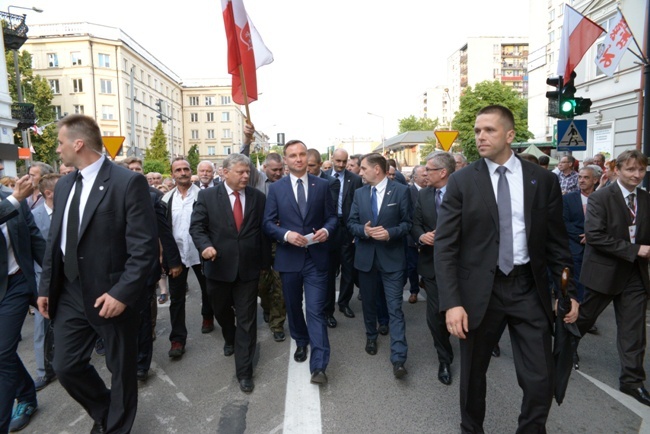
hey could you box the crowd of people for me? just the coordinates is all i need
[1,107,648,433]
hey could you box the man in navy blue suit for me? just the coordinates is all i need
[348,153,412,378]
[263,140,338,385]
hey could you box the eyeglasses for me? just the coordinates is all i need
[425,167,444,172]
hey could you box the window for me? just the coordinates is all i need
[73,79,83,93]
[223,129,232,139]
[207,129,215,139]
[189,96,199,106]
[49,79,60,94]
[71,52,82,66]
[98,53,110,68]
[100,79,112,94]
[102,105,114,120]
[53,106,62,119]
[221,112,230,122]
[205,96,216,106]
[191,130,199,139]
[220,96,231,105]
[104,131,114,136]
[73,105,84,114]
[224,146,232,155]
[548,31,555,43]
[208,146,216,156]
[48,53,59,68]
[206,112,215,122]
[190,113,199,122]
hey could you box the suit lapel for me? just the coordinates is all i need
[305,174,317,219]
[377,179,395,225]
[217,184,237,231]
[521,161,537,240]
[610,183,634,228]
[283,176,301,218]
[473,160,499,230]
[242,187,255,230]
[636,189,648,241]
[79,160,110,241]
[51,172,75,244]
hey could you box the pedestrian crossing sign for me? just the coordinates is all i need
[557,120,587,152]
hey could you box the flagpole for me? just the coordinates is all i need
[238,64,252,125]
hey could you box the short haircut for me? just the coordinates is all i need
[223,153,250,170]
[264,152,283,165]
[361,153,387,174]
[115,161,129,169]
[197,160,214,170]
[518,153,539,165]
[123,157,142,167]
[561,154,576,165]
[429,152,456,175]
[616,149,648,169]
[477,105,515,130]
[30,161,54,176]
[306,148,322,163]
[582,165,602,178]
[58,114,103,152]
[349,154,361,163]
[538,155,550,166]
[283,140,307,155]
[38,173,62,195]
[452,153,467,164]
[386,158,397,169]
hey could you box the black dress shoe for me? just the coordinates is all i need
[491,344,500,358]
[223,343,235,357]
[573,350,580,371]
[239,378,254,393]
[326,316,337,328]
[393,362,408,379]
[378,324,389,335]
[310,370,328,385]
[339,306,355,318]
[136,370,148,382]
[294,346,308,362]
[620,386,650,406]
[438,363,452,385]
[365,339,377,355]
[90,421,107,434]
[263,311,270,323]
[587,324,599,334]
[273,331,286,342]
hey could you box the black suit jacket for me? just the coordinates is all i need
[333,170,363,220]
[0,193,46,303]
[581,182,650,294]
[563,190,586,258]
[148,186,181,286]
[190,183,267,282]
[39,159,158,324]
[194,179,219,189]
[410,186,438,278]
[434,157,574,330]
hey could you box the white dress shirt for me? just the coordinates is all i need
[372,176,389,213]
[171,186,201,267]
[224,183,246,213]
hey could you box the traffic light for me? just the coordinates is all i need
[559,71,577,118]
[574,97,592,116]
[546,76,563,119]
[155,99,166,123]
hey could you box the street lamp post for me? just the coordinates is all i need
[367,112,385,155]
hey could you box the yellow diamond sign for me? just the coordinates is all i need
[434,130,459,152]
[102,136,125,160]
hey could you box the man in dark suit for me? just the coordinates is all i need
[194,161,220,189]
[263,140,337,385]
[38,114,158,434]
[411,152,455,386]
[348,153,412,378]
[0,175,46,433]
[434,105,578,433]
[190,154,267,393]
[577,150,650,406]
[406,165,427,304]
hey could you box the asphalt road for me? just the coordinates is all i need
[15,273,650,433]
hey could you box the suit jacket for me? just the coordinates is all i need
[39,159,158,324]
[263,174,337,273]
[0,193,46,303]
[406,184,421,248]
[149,186,181,286]
[190,184,266,282]
[410,186,438,278]
[563,190,586,258]
[581,182,650,295]
[194,179,219,189]
[434,157,574,330]
[348,179,412,273]
[31,204,51,286]
[319,171,340,205]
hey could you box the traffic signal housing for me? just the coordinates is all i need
[559,71,577,118]
[546,76,563,119]
[574,97,592,116]
[155,99,166,123]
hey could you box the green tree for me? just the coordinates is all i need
[397,115,440,164]
[187,144,199,173]
[5,50,57,164]
[451,80,532,162]
[249,152,265,168]
[143,159,169,175]
[145,122,169,164]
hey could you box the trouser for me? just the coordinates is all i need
[258,267,286,332]
[168,264,210,344]
[33,309,55,379]
[423,275,453,365]
[137,284,156,372]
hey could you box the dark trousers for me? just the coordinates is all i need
[0,273,36,433]
[423,275,453,365]
[376,278,389,327]
[571,255,585,303]
[406,246,420,294]
[281,255,330,373]
[168,264,211,344]
[325,224,356,315]
[459,268,553,434]
[576,267,647,388]
[358,263,407,364]
[207,277,258,380]
[52,278,138,433]
[137,284,156,372]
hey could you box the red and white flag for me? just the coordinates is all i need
[221,0,273,105]
[595,10,633,77]
[557,5,604,84]
[30,124,43,135]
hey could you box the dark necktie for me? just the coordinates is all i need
[628,193,636,221]
[297,179,307,218]
[371,187,378,225]
[65,172,83,281]
[496,166,513,275]
[435,189,443,213]
[334,173,342,215]
[233,191,243,231]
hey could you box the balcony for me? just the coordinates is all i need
[1,12,28,50]
[11,103,36,130]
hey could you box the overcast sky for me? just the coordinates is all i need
[19,0,529,151]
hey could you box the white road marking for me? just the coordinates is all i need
[576,370,650,433]
[176,392,190,403]
[68,413,86,427]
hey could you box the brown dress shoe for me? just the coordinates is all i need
[408,294,418,304]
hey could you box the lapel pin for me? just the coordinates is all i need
[99,186,104,190]
[386,191,392,196]
[530,180,537,185]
